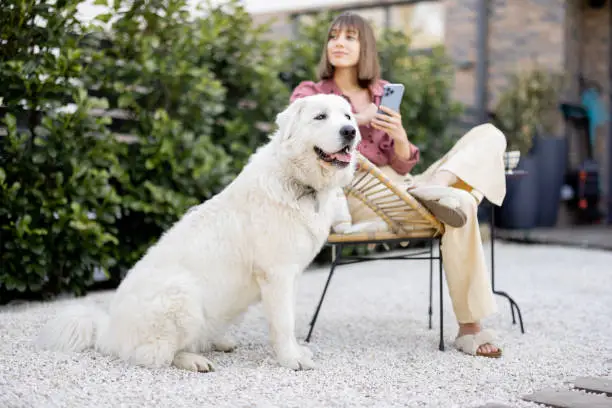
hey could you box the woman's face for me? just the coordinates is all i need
[327,25,360,69]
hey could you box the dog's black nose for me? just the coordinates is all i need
[340,125,356,142]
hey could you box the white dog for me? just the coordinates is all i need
[36,94,361,372]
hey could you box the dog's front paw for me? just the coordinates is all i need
[212,335,237,353]
[172,352,216,373]
[276,347,316,371]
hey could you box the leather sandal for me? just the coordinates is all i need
[454,329,502,358]
[409,185,468,228]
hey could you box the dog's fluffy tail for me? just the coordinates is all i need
[36,304,109,353]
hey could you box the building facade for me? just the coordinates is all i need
[250,0,611,224]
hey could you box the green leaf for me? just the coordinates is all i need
[32,153,46,164]
[95,13,113,23]
[117,94,133,109]
[3,114,16,131]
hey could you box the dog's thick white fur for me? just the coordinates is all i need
[36,94,361,372]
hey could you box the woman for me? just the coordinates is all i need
[290,12,508,358]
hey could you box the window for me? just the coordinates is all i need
[296,13,315,27]
[390,1,444,49]
[347,7,386,36]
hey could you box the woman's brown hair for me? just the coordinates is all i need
[317,12,381,88]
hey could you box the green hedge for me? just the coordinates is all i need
[0,1,462,302]
[1,0,122,299]
[77,0,286,281]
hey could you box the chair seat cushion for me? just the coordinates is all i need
[327,228,441,244]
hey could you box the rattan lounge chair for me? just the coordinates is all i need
[304,152,449,350]
[304,151,528,350]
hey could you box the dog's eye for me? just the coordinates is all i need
[314,113,327,120]
[345,114,351,120]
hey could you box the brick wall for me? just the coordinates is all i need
[444,0,567,110]
[487,0,566,107]
[564,0,583,174]
[443,0,479,109]
[565,0,582,102]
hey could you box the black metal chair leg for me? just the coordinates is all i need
[305,244,342,343]
[510,299,525,334]
[493,290,526,334]
[506,298,524,333]
[428,241,433,330]
[438,240,445,351]
[491,200,526,333]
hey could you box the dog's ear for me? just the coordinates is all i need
[275,98,306,141]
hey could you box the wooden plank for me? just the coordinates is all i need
[574,377,612,397]
[522,388,612,408]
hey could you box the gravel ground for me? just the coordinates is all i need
[1,241,611,408]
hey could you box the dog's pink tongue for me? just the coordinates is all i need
[330,151,352,163]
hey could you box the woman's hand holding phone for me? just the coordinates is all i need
[355,102,408,144]
[371,105,407,142]
[356,103,407,141]
[371,105,413,159]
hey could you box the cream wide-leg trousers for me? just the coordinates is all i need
[347,123,508,323]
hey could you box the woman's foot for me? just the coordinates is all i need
[408,185,468,228]
[455,322,502,357]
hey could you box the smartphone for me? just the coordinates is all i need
[377,83,405,115]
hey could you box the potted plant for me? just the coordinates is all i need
[492,67,567,229]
